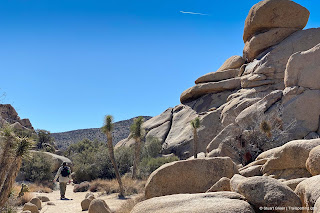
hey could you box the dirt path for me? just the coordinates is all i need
[20,185,138,213]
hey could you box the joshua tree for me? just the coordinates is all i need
[191,117,200,159]
[0,128,32,208]
[101,115,125,198]
[130,116,145,179]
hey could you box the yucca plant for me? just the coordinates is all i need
[0,127,17,193]
[191,117,200,159]
[101,115,125,198]
[0,134,33,208]
[129,117,145,179]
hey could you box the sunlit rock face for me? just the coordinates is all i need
[119,0,320,164]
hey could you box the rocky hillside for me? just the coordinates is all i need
[52,116,151,149]
[118,0,320,166]
[0,104,33,130]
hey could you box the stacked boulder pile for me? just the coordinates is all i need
[119,0,320,165]
[126,0,320,212]
[132,139,320,212]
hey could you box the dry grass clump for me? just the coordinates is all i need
[28,183,52,193]
[89,179,117,193]
[13,182,52,194]
[122,177,145,195]
[117,194,145,213]
[89,177,145,196]
[12,183,47,206]
[12,184,22,196]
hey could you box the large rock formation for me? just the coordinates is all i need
[118,0,320,166]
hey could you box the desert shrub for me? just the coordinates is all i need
[72,149,114,182]
[122,177,145,195]
[89,177,145,195]
[68,139,115,183]
[67,136,175,181]
[115,146,134,175]
[137,136,179,178]
[35,129,56,152]
[89,179,109,192]
[139,155,179,178]
[21,152,54,182]
[230,105,298,165]
[89,179,117,193]
[141,136,162,159]
[13,128,35,139]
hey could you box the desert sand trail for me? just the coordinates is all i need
[20,184,138,213]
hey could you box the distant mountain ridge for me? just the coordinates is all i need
[51,116,152,150]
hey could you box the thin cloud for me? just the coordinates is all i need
[180,11,209,16]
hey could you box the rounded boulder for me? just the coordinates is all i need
[145,157,239,199]
[306,145,320,176]
[132,192,255,213]
[243,0,309,42]
[235,176,301,212]
[88,199,111,213]
[37,195,50,202]
[29,197,41,210]
[22,203,39,213]
[81,198,93,211]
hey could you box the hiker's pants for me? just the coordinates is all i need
[60,182,67,198]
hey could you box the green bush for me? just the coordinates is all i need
[67,139,115,183]
[141,136,162,159]
[139,155,179,178]
[36,129,55,149]
[13,128,35,139]
[115,146,134,175]
[21,152,54,182]
[67,137,178,181]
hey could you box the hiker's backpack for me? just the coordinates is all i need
[61,166,70,177]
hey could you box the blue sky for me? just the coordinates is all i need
[0,0,319,133]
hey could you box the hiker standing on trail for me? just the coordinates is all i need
[53,162,71,200]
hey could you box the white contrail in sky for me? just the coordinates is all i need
[180,11,209,16]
